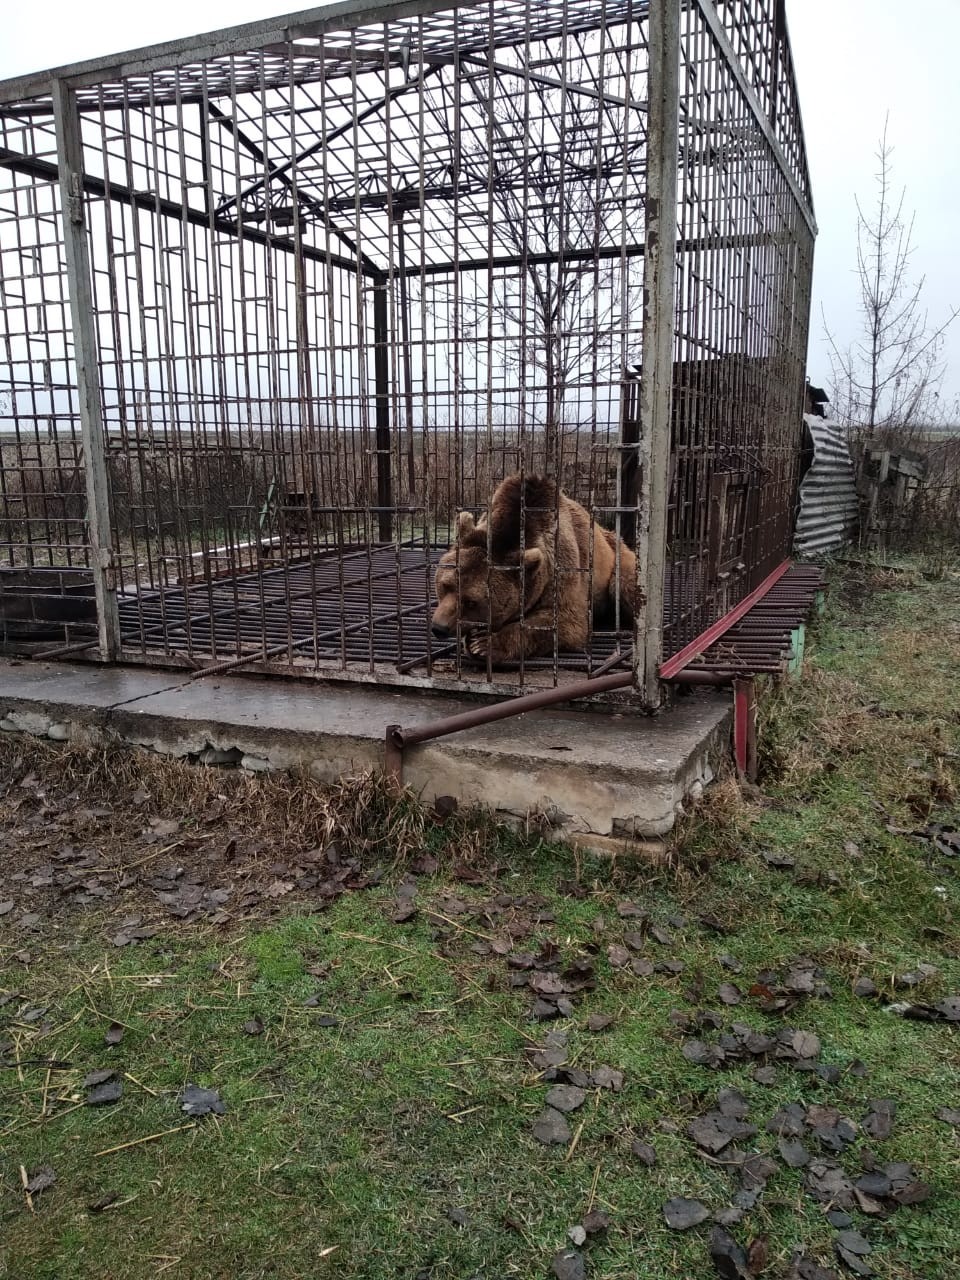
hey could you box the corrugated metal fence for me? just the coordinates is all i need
[794,416,858,556]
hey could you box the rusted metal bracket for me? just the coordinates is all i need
[733,677,758,782]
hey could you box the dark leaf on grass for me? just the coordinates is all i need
[747,1237,769,1274]
[0,900,14,916]
[717,1088,750,1119]
[104,1022,124,1046]
[432,795,458,821]
[896,964,937,988]
[446,1206,469,1227]
[631,958,655,978]
[789,1029,822,1059]
[606,944,631,969]
[787,1258,841,1280]
[88,1192,119,1212]
[582,1210,609,1235]
[390,901,418,924]
[243,1017,265,1036]
[936,1106,960,1126]
[862,1099,896,1140]
[630,1139,657,1166]
[852,977,878,998]
[317,1015,340,1028]
[585,1013,614,1032]
[650,925,674,946]
[546,1085,586,1114]
[835,1231,872,1276]
[25,1165,56,1194]
[768,1103,807,1137]
[935,996,960,1020]
[86,1077,123,1106]
[805,1161,855,1208]
[688,1113,758,1155]
[708,1225,751,1279]
[657,958,685,975]
[740,1154,778,1190]
[719,954,742,972]
[622,931,645,952]
[785,968,817,995]
[779,1137,811,1168]
[530,971,567,996]
[762,850,795,869]
[718,984,742,1006]
[664,1197,710,1230]
[713,1207,745,1228]
[530,999,562,1022]
[567,1225,587,1247]
[682,1040,713,1066]
[826,1212,852,1229]
[551,1249,586,1280]
[532,1106,571,1145]
[179,1084,226,1116]
[752,1065,777,1085]
[616,901,647,919]
[83,1068,117,1088]
[590,1066,624,1091]
[890,1179,931,1206]
[817,1064,842,1085]
[852,1189,884,1216]
[555,997,576,1018]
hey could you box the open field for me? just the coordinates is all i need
[1,557,959,1280]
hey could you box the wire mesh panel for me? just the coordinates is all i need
[0,0,814,692]
[662,0,814,657]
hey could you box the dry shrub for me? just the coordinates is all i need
[0,733,429,867]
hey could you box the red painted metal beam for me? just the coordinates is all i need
[659,559,792,680]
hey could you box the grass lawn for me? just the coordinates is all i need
[1,558,958,1280]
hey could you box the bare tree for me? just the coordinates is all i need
[445,89,643,472]
[825,119,959,436]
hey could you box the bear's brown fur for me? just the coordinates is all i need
[431,474,637,666]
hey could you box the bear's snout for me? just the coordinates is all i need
[431,620,451,639]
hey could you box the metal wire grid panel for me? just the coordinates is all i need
[0,0,814,696]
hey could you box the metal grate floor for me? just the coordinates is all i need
[116,544,633,681]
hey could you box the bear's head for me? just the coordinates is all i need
[431,510,547,643]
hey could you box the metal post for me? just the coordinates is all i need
[51,77,121,661]
[635,0,681,709]
[371,278,394,542]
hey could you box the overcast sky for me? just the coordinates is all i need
[1,0,958,410]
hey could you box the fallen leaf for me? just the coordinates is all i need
[264,879,295,898]
[243,1017,265,1036]
[104,1022,124,1046]
[862,1098,896,1140]
[532,1106,571,1145]
[852,976,878,998]
[630,1139,657,1166]
[86,1077,123,1106]
[83,1068,118,1088]
[446,1206,469,1227]
[779,1137,811,1168]
[585,1013,614,1032]
[607,944,631,968]
[567,1225,587,1247]
[88,1192,120,1212]
[790,1030,822,1059]
[582,1210,609,1235]
[590,1066,623,1091]
[25,1166,57,1194]
[835,1230,873,1277]
[663,1197,710,1230]
[179,1084,226,1116]
[0,900,14,916]
[718,984,742,1006]
[551,1249,586,1280]
[936,1106,960,1126]
[708,1225,751,1279]
[546,1085,586,1114]
[747,1236,770,1274]
[762,850,795,869]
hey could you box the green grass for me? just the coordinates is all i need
[2,558,959,1279]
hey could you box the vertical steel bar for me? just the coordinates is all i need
[51,77,121,660]
[635,0,681,708]
[372,279,393,542]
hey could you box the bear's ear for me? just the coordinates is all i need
[456,511,475,539]
[523,548,543,570]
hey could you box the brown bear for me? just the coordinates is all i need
[431,474,638,665]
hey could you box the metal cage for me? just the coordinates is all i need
[0,0,815,704]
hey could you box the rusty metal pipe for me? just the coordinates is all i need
[385,669,634,782]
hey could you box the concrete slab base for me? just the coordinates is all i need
[0,659,732,843]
